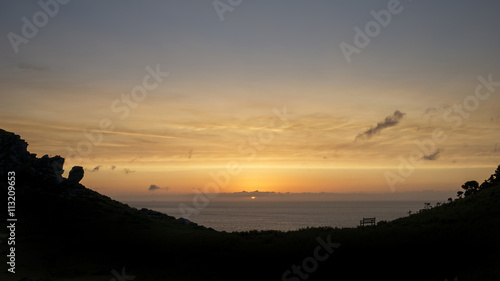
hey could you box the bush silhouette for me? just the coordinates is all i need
[462,180,479,197]
[479,164,500,190]
[459,164,500,198]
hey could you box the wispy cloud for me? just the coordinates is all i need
[12,62,48,72]
[91,165,101,172]
[422,149,440,161]
[124,168,135,174]
[355,110,406,141]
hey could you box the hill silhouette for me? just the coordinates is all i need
[0,128,499,281]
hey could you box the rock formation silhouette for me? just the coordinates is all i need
[0,128,82,190]
[67,166,84,184]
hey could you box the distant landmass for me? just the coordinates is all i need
[119,190,458,202]
[1,128,499,281]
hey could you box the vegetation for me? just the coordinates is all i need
[459,165,500,198]
[1,137,499,281]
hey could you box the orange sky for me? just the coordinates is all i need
[1,1,499,199]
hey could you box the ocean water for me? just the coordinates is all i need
[127,201,429,232]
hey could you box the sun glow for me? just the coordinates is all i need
[251,197,256,200]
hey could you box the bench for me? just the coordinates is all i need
[360,217,376,226]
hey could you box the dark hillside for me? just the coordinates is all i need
[1,129,499,281]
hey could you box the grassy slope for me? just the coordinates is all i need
[1,180,499,281]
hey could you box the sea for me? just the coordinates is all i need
[127,201,431,232]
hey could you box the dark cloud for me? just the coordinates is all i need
[355,110,406,141]
[13,62,47,71]
[149,185,161,191]
[212,190,458,201]
[148,185,169,192]
[223,190,279,198]
[124,168,135,174]
[111,165,116,170]
[91,165,101,172]
[422,149,440,161]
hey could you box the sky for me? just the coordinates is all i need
[1,0,499,200]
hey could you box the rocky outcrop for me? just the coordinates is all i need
[67,166,84,184]
[0,128,211,231]
[32,154,65,183]
[0,129,75,189]
[0,129,31,173]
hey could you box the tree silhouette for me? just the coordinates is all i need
[462,180,479,197]
[456,164,499,199]
[480,164,500,189]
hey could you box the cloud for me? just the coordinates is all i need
[355,110,406,141]
[422,149,440,160]
[91,165,101,172]
[148,185,169,192]
[111,165,116,170]
[124,168,135,174]
[220,190,279,198]
[423,105,451,117]
[12,62,48,72]
[149,185,161,191]
[209,190,458,201]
